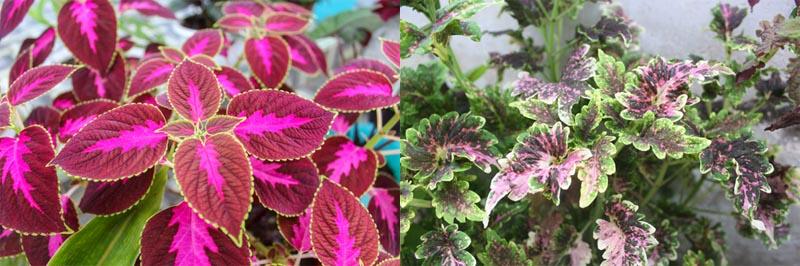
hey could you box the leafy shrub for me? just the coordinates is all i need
[0,0,400,265]
[401,1,800,265]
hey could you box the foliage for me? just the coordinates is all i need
[401,0,800,265]
[0,0,400,265]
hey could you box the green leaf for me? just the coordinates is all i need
[618,112,711,159]
[0,255,28,266]
[400,20,428,58]
[466,64,488,82]
[594,50,633,95]
[778,17,800,39]
[49,167,168,266]
[431,179,485,224]
[683,250,714,266]
[477,229,533,266]
[415,224,476,266]
[577,135,616,208]
[431,0,504,33]
[307,8,382,41]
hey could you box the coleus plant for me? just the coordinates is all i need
[0,0,400,265]
[401,0,800,265]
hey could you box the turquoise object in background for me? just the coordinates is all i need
[313,0,358,20]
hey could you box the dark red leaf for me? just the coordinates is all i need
[182,29,223,57]
[23,106,60,145]
[215,66,253,98]
[128,58,175,98]
[7,65,78,106]
[119,0,175,19]
[141,202,251,266]
[79,167,155,215]
[58,100,119,143]
[21,196,80,266]
[72,53,127,102]
[51,103,168,181]
[284,34,327,76]
[227,90,335,161]
[0,226,22,258]
[205,115,243,135]
[222,0,264,17]
[167,59,222,123]
[310,180,379,266]
[9,48,32,86]
[277,209,311,252]
[335,59,397,83]
[174,133,252,245]
[312,136,378,197]
[368,173,399,256]
[57,0,117,72]
[314,69,398,112]
[0,0,35,41]
[52,92,78,111]
[252,156,319,216]
[160,47,185,63]
[263,12,309,34]
[380,39,399,68]
[0,126,67,234]
[245,36,291,89]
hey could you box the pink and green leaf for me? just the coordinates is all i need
[252,156,319,216]
[79,167,155,215]
[227,90,334,160]
[618,113,711,159]
[402,112,498,190]
[0,126,67,234]
[58,100,119,143]
[245,36,291,89]
[167,59,222,123]
[368,173,400,256]
[577,136,616,208]
[314,70,398,112]
[0,0,34,41]
[182,29,223,57]
[119,0,175,19]
[310,180,379,266]
[214,66,253,98]
[380,39,400,68]
[284,34,328,76]
[700,137,773,224]
[51,104,168,181]
[174,134,252,245]
[57,0,117,72]
[312,136,378,197]
[7,65,78,106]
[141,202,251,266]
[277,209,312,252]
[616,58,730,121]
[485,123,591,226]
[128,58,175,98]
[593,195,657,266]
[263,12,310,34]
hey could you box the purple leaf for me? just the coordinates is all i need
[252,156,319,216]
[593,195,657,266]
[57,0,117,73]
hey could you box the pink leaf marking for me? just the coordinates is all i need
[47,234,64,257]
[169,203,219,266]
[0,134,40,211]
[370,188,398,244]
[12,78,45,104]
[254,39,273,75]
[84,120,166,153]
[32,28,55,59]
[290,47,309,65]
[327,141,367,183]
[334,204,360,266]
[251,158,299,188]
[69,0,99,53]
[146,64,174,82]
[187,37,209,57]
[216,73,239,96]
[234,110,312,141]
[59,115,96,140]
[91,69,106,98]
[333,83,393,98]
[7,0,25,18]
[196,140,225,199]
[186,81,205,122]
[291,211,311,251]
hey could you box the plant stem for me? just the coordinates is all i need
[246,232,271,258]
[641,162,670,206]
[681,174,707,206]
[408,198,433,208]
[365,111,400,149]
